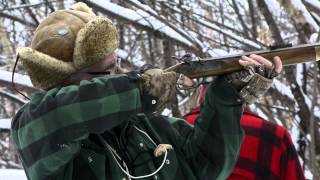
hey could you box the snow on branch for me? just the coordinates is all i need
[127,0,204,51]
[273,79,295,99]
[0,11,36,27]
[266,0,319,33]
[0,90,27,105]
[194,17,262,50]
[159,1,263,50]
[0,70,32,87]
[304,0,320,8]
[0,1,56,11]
[0,169,27,180]
[83,0,196,51]
[264,0,282,16]
[0,118,11,130]
[291,0,319,31]
[304,0,320,13]
[0,70,36,93]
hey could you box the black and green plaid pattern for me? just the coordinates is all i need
[12,75,243,180]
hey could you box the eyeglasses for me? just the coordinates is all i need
[88,56,123,76]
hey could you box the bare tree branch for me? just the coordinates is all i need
[278,0,316,43]
[0,1,56,11]
[0,11,36,27]
[80,0,197,52]
[0,89,27,105]
[256,0,284,44]
[248,0,258,39]
[126,0,203,52]
[160,1,267,49]
[231,0,250,39]
[0,70,37,94]
[21,0,40,26]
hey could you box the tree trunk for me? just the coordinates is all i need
[163,38,181,117]
[277,0,316,43]
[0,18,14,68]
[256,0,284,44]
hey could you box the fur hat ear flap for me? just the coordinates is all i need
[73,16,119,70]
[18,47,76,89]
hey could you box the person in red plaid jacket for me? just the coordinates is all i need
[184,84,305,180]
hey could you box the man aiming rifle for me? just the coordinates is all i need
[12,2,282,180]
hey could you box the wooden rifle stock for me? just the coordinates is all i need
[166,43,320,78]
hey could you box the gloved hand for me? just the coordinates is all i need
[225,55,282,104]
[141,68,192,111]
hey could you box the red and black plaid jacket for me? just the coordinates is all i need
[184,108,305,180]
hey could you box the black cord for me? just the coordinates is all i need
[12,55,30,100]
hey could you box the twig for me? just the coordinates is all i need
[126,0,203,51]
[0,12,36,27]
[231,0,250,39]
[160,1,266,49]
[80,0,196,51]
[0,1,57,11]
[0,89,28,105]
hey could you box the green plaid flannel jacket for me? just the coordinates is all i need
[12,73,244,180]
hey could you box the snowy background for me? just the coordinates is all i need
[0,0,320,179]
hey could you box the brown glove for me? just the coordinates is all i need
[225,65,279,104]
[141,69,179,111]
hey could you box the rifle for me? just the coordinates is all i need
[166,43,320,78]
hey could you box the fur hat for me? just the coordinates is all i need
[18,2,119,89]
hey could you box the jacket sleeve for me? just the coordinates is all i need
[173,77,244,180]
[11,73,142,180]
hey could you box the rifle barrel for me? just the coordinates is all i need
[166,43,320,78]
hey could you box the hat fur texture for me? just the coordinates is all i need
[18,47,76,89]
[70,2,95,15]
[73,16,118,70]
[18,2,119,90]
